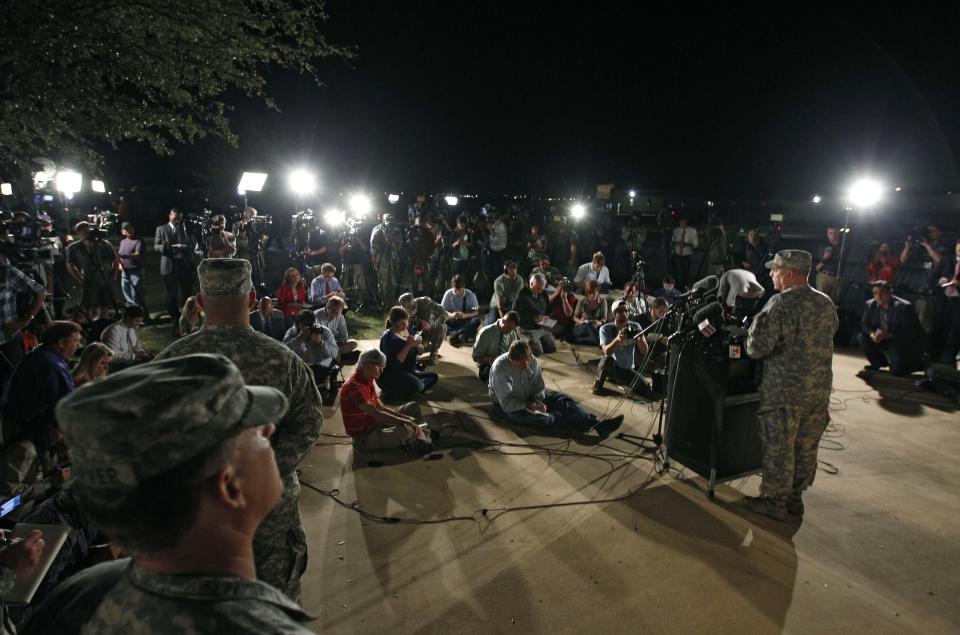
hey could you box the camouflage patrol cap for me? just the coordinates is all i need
[398,292,414,310]
[197,258,253,296]
[57,354,288,490]
[765,249,813,272]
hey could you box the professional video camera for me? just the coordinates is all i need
[0,214,56,260]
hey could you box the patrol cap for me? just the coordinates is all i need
[198,258,253,296]
[57,354,288,490]
[765,249,813,272]
[398,292,414,309]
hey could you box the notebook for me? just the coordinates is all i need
[3,523,70,605]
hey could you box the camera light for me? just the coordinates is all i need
[288,169,316,195]
[91,180,106,193]
[55,170,82,194]
[0,183,12,196]
[388,194,400,204]
[812,195,821,204]
[629,190,637,198]
[348,194,372,217]
[238,171,268,193]
[444,195,459,206]
[847,179,884,208]
[571,203,586,219]
[324,208,346,227]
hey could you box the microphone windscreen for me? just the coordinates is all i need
[694,301,724,325]
[691,275,719,292]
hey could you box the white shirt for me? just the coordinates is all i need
[489,220,508,252]
[672,226,699,257]
[100,321,144,363]
[574,262,611,287]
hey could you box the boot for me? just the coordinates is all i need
[787,492,804,516]
[742,496,787,522]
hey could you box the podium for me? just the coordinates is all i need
[664,339,763,498]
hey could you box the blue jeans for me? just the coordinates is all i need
[376,368,438,400]
[857,332,925,376]
[446,317,481,339]
[571,322,600,346]
[493,389,598,434]
[121,268,148,309]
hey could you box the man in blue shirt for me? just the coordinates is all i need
[440,274,481,347]
[593,301,652,396]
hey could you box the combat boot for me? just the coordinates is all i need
[742,496,787,521]
[787,493,804,516]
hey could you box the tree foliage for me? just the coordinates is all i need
[0,0,352,168]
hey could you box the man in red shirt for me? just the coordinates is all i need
[339,349,433,454]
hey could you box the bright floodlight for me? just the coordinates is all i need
[288,170,316,195]
[571,203,586,219]
[324,208,346,227]
[91,180,105,193]
[55,171,82,194]
[629,190,637,198]
[0,183,11,196]
[847,179,884,208]
[444,195,459,206]
[812,195,821,204]
[239,172,268,193]
[388,194,400,204]
[348,194,372,217]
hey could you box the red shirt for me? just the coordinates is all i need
[339,371,379,437]
[276,285,306,317]
[867,256,899,284]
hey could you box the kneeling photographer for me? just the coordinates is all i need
[592,300,652,396]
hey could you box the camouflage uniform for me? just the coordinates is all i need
[746,266,838,502]
[402,294,447,361]
[370,219,403,305]
[156,325,323,601]
[81,560,314,634]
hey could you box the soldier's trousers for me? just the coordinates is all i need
[253,474,307,602]
[341,264,366,296]
[757,405,830,501]
[377,260,399,305]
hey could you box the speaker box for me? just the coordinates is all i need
[664,340,763,495]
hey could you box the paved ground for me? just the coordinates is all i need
[296,342,957,634]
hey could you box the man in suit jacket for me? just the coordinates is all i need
[859,281,927,376]
[154,209,194,333]
[250,296,287,341]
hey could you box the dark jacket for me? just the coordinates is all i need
[514,287,548,330]
[153,223,193,275]
[861,295,925,344]
[249,309,287,341]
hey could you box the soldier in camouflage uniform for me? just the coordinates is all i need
[745,250,838,521]
[52,354,315,633]
[370,213,403,306]
[155,259,323,601]
[399,292,447,364]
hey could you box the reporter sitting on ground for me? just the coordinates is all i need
[621,281,648,319]
[314,296,360,365]
[639,297,671,363]
[308,262,346,308]
[398,292,447,365]
[339,349,433,455]
[571,279,608,346]
[593,300,652,396]
[858,280,927,376]
[472,310,520,382]
[485,260,523,325]
[0,529,46,628]
[283,310,340,392]
[573,251,612,293]
[178,294,205,336]
[653,275,681,304]
[515,272,557,356]
[0,414,72,519]
[545,280,577,338]
[50,354,315,633]
[489,340,623,438]
[71,341,113,387]
[377,306,438,403]
[441,274,481,347]
[100,304,153,368]
[250,296,287,341]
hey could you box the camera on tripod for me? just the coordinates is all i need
[0,216,55,260]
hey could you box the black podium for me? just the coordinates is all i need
[664,339,763,498]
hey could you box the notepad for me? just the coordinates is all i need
[3,523,70,605]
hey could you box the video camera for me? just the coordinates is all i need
[0,214,56,260]
[558,277,574,292]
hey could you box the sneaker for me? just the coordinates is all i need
[449,334,461,348]
[594,414,624,438]
[787,493,804,516]
[742,496,787,521]
[591,380,603,395]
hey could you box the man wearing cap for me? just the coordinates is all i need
[399,292,447,364]
[744,250,838,521]
[593,300,652,396]
[53,354,315,632]
[118,222,149,318]
[155,259,322,601]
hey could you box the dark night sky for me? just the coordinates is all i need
[104,4,960,199]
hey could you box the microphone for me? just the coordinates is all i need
[694,301,724,337]
[679,275,719,301]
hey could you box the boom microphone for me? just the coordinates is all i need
[679,275,719,301]
[694,301,724,337]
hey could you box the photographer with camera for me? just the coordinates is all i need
[901,223,951,336]
[154,209,195,334]
[282,311,340,397]
[545,277,577,338]
[814,226,844,303]
[0,241,47,399]
[592,300,652,396]
[66,221,119,321]
[206,214,237,258]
